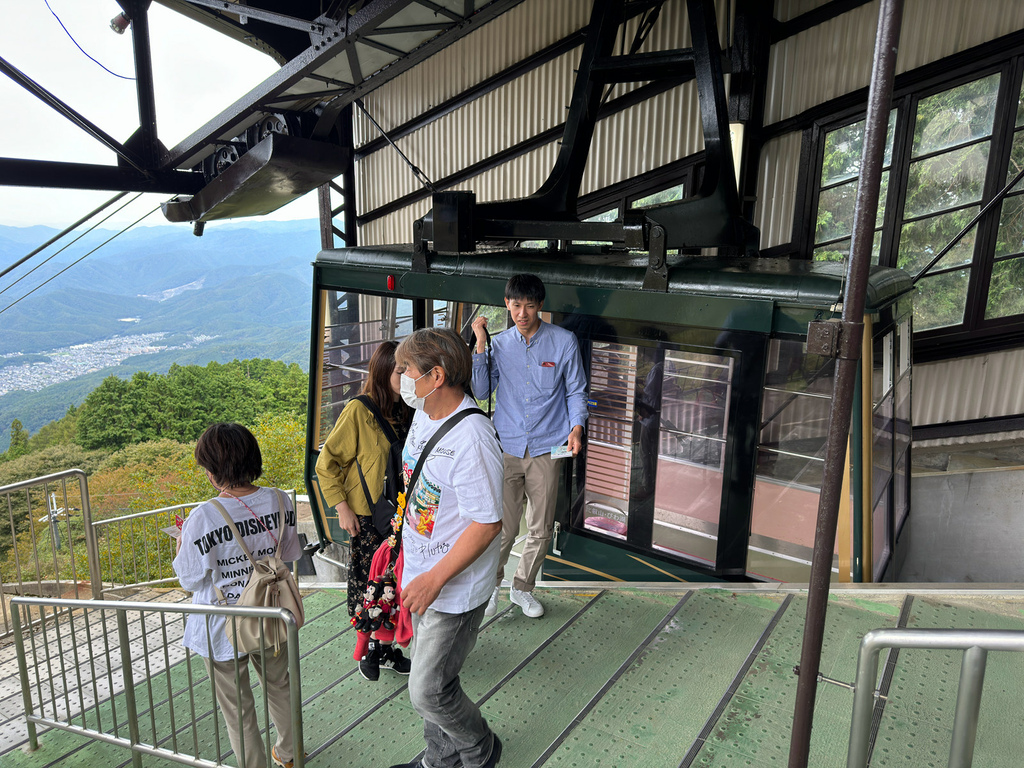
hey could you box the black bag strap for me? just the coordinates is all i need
[354,395,399,444]
[405,407,486,507]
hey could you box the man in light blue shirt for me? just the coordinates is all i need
[472,274,588,618]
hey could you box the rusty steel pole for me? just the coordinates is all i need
[787,1,905,767]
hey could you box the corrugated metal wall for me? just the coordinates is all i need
[355,0,731,246]
[766,0,1024,125]
[915,349,1024,426]
[754,131,802,249]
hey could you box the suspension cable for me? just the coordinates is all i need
[0,204,161,317]
[0,192,133,282]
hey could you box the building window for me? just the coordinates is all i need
[811,60,1024,357]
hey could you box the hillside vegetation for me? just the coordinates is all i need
[0,359,310,586]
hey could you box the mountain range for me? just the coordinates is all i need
[0,219,324,450]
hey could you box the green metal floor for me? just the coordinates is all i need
[4,585,1024,768]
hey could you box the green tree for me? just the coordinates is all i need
[5,419,29,461]
[76,376,136,450]
[27,404,80,451]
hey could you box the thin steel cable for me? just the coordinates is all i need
[44,0,136,80]
[0,193,142,297]
[0,203,160,316]
[0,191,130,281]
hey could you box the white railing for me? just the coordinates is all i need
[12,595,304,768]
[848,627,1024,768]
[1,470,99,638]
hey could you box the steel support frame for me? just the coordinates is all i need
[411,0,757,280]
[317,106,358,249]
[787,1,905,766]
[162,0,528,172]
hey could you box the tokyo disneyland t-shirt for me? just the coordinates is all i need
[400,394,503,614]
[173,487,300,661]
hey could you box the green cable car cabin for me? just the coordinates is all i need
[304,246,913,585]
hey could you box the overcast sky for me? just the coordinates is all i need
[0,1,319,229]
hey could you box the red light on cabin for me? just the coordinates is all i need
[387,275,396,290]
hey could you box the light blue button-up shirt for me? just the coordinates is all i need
[472,321,588,458]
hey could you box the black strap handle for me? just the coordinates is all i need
[354,394,399,444]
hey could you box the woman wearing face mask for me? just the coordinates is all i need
[388,328,505,768]
[315,341,413,677]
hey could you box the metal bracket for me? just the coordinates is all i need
[642,224,669,291]
[806,319,863,360]
[412,218,430,273]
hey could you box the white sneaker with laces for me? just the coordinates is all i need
[483,586,500,617]
[509,587,544,618]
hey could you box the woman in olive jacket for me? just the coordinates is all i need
[315,341,411,622]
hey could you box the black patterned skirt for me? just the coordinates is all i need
[347,520,387,617]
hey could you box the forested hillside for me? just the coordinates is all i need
[0,219,319,450]
[0,359,309,586]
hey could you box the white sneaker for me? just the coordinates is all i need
[483,586,500,617]
[509,587,544,618]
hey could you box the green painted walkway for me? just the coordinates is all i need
[3,586,1024,767]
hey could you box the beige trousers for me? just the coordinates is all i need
[205,647,294,768]
[496,450,561,592]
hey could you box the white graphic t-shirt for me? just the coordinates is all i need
[401,394,503,614]
[173,487,300,661]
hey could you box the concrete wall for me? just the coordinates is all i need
[902,470,1024,582]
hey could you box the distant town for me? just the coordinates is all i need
[0,332,216,396]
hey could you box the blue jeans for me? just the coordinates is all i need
[409,604,496,768]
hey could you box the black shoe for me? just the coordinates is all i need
[381,643,411,675]
[359,639,381,681]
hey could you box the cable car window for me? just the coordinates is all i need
[630,183,686,209]
[315,289,410,448]
[872,493,891,581]
[750,339,836,580]
[649,349,732,563]
[581,341,636,539]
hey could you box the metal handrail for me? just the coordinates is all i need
[847,627,1024,768]
[12,595,304,768]
[0,469,100,641]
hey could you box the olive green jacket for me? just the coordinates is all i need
[315,398,391,517]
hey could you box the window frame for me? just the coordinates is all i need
[804,51,1024,361]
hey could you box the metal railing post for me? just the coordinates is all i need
[949,646,988,768]
[78,471,105,599]
[11,603,39,751]
[847,629,884,768]
[115,608,144,768]
[288,619,305,768]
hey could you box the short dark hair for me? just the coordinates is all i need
[195,423,262,488]
[505,274,545,304]
[396,327,473,390]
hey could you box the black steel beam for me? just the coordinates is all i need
[771,0,874,42]
[0,55,145,174]
[590,49,698,83]
[0,158,204,194]
[126,0,161,168]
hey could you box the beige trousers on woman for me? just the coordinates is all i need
[205,646,294,768]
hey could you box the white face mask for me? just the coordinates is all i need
[400,369,435,410]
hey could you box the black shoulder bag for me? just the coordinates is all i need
[353,395,405,536]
